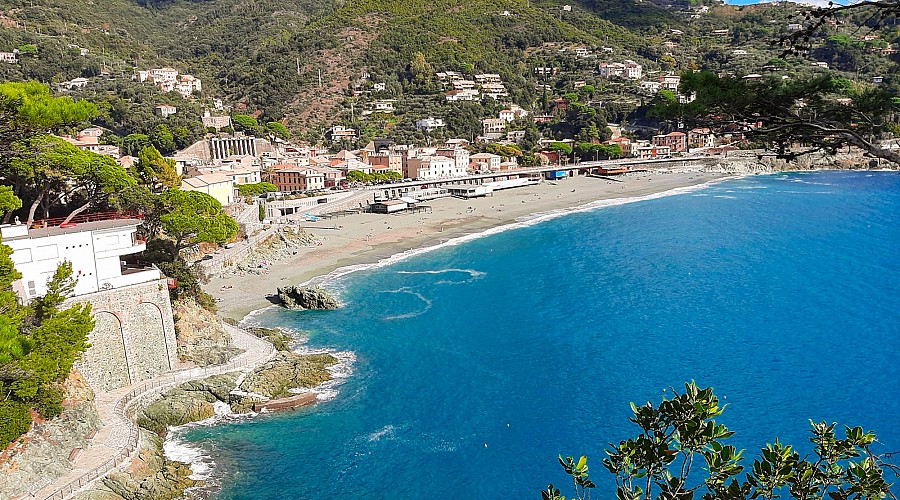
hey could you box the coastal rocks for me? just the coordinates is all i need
[239,351,338,399]
[0,370,101,499]
[74,429,196,500]
[236,228,319,275]
[174,299,242,367]
[136,374,239,436]
[276,285,339,310]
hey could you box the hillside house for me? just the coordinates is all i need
[3,218,159,302]
[446,89,479,101]
[598,60,643,79]
[474,74,502,84]
[482,118,506,137]
[149,67,178,83]
[328,126,357,141]
[155,104,177,118]
[175,75,202,97]
[372,100,395,113]
[0,52,17,63]
[202,110,231,130]
[660,74,681,91]
[415,117,446,132]
[481,82,508,99]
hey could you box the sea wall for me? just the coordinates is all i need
[67,278,178,393]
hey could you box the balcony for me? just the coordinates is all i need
[97,264,161,291]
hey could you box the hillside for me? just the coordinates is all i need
[0,0,894,143]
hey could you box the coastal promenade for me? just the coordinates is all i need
[35,324,276,500]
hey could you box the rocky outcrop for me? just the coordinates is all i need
[136,374,239,436]
[236,228,319,275]
[174,299,242,367]
[73,429,196,500]
[239,351,338,399]
[276,285,339,310]
[0,370,102,499]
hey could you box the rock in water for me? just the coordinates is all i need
[276,286,339,310]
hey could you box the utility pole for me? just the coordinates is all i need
[296,58,301,76]
[318,69,323,88]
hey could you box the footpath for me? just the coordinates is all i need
[34,324,276,500]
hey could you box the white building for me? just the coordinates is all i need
[598,60,642,79]
[373,100,395,113]
[149,67,178,84]
[404,155,462,180]
[0,52,18,63]
[3,218,160,302]
[415,117,446,132]
[155,104,177,118]
[175,74,202,97]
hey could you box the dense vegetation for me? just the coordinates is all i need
[3,0,893,149]
[545,383,897,500]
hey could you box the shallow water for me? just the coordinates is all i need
[181,171,900,498]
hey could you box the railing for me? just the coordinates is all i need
[41,324,275,500]
[31,211,144,229]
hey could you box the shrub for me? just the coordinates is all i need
[32,385,65,419]
[0,401,31,449]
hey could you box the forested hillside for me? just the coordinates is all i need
[0,0,894,143]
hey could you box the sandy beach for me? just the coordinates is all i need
[207,169,732,320]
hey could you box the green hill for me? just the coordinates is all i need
[0,0,892,143]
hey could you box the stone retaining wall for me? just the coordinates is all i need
[67,279,178,393]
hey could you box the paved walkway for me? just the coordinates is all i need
[34,324,276,500]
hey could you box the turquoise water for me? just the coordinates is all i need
[183,171,900,498]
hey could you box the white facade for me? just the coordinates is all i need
[405,155,463,180]
[415,117,446,132]
[3,219,159,302]
[598,60,642,79]
[149,67,178,83]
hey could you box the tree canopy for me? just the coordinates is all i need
[658,71,900,164]
[544,382,897,500]
[157,189,238,260]
[135,145,181,191]
[0,81,96,154]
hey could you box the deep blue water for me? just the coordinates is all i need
[183,171,900,499]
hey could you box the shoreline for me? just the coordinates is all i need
[207,169,735,320]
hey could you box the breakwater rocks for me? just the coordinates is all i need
[0,371,101,499]
[174,299,242,367]
[276,285,340,310]
[74,429,196,500]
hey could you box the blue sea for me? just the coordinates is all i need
[180,171,900,498]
